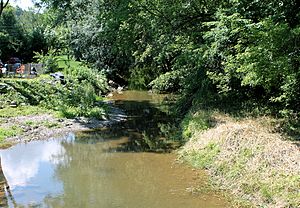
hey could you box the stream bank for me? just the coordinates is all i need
[0,104,126,148]
[0,90,231,207]
[2,90,298,207]
[180,110,300,207]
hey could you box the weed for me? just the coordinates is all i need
[181,110,214,140]
[42,121,61,128]
[25,121,34,125]
[0,126,23,142]
[184,142,220,169]
[180,110,300,207]
[0,106,51,118]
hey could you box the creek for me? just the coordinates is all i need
[0,91,229,207]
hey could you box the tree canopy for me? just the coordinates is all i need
[1,0,299,130]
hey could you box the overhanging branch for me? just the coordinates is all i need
[0,0,10,17]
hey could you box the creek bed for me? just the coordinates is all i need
[0,91,230,207]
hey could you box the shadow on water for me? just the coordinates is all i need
[75,97,181,153]
[0,91,231,208]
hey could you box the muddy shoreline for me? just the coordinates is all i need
[1,105,126,147]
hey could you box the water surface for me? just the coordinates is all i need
[0,91,229,207]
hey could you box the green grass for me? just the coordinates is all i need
[56,55,81,69]
[24,120,61,129]
[58,105,106,119]
[42,121,61,128]
[0,74,50,82]
[181,110,214,139]
[184,142,220,169]
[1,56,108,120]
[0,126,23,142]
[24,120,34,125]
[180,108,300,207]
[0,106,52,118]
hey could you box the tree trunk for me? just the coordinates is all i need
[0,0,9,17]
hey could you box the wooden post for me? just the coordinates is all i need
[0,156,8,207]
[0,156,17,207]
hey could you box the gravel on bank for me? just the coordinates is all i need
[1,105,126,145]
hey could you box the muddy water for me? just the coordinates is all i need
[0,91,230,207]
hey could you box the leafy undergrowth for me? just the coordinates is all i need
[0,54,108,117]
[180,110,300,207]
[0,56,110,144]
[0,76,107,119]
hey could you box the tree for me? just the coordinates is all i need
[0,0,9,17]
[35,0,300,125]
[0,4,50,62]
[0,5,25,61]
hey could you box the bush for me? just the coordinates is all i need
[128,66,160,90]
[34,49,60,73]
[149,71,181,93]
[0,76,106,119]
[65,65,108,94]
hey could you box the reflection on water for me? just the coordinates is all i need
[0,135,71,206]
[0,91,230,207]
[106,91,180,153]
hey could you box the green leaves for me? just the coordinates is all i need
[36,0,300,128]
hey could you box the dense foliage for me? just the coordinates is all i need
[0,5,49,62]
[39,0,298,130]
[1,2,298,206]
[0,62,108,118]
[1,0,299,131]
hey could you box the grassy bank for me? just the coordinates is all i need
[1,55,108,115]
[0,107,50,134]
[0,100,58,146]
[0,56,109,144]
[179,110,300,207]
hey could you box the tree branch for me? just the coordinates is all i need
[0,0,10,17]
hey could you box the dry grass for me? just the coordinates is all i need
[180,111,300,207]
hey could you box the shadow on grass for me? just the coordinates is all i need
[177,91,300,141]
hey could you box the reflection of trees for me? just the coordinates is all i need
[43,142,121,207]
[75,99,179,153]
[0,156,17,207]
[105,100,178,152]
[43,94,179,207]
